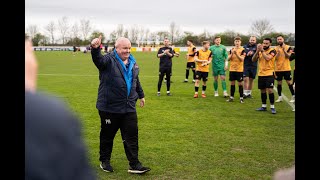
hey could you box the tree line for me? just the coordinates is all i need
[25,17,295,47]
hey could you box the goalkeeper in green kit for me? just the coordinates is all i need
[209,36,229,97]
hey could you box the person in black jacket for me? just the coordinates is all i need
[25,39,96,180]
[157,37,174,96]
[90,36,151,174]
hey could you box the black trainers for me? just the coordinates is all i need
[167,92,172,96]
[100,161,114,172]
[128,163,151,174]
[226,97,234,102]
[256,107,267,111]
[244,94,253,99]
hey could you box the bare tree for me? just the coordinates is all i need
[138,26,145,41]
[58,16,70,44]
[203,29,210,39]
[45,21,55,44]
[80,19,92,41]
[129,25,139,43]
[109,31,117,44]
[250,19,274,38]
[157,31,169,41]
[169,22,179,43]
[71,22,79,39]
[26,24,38,39]
[174,27,181,43]
[116,24,124,38]
[149,32,157,42]
[124,30,129,38]
[144,28,150,41]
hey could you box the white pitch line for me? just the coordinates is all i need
[37,73,185,78]
[273,87,295,109]
[37,74,97,76]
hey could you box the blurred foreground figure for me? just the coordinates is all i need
[273,166,295,180]
[25,38,96,180]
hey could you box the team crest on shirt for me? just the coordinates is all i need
[105,119,111,124]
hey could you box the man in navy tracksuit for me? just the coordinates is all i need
[90,36,151,174]
[243,36,258,98]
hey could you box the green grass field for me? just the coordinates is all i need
[35,51,295,180]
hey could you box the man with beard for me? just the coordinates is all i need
[243,36,257,98]
[252,38,277,114]
[274,35,295,103]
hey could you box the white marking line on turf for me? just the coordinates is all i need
[37,74,185,78]
[273,87,295,109]
[38,74,97,76]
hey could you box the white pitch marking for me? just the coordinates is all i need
[273,87,295,109]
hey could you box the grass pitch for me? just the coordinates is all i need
[35,51,295,180]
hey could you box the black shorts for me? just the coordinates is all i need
[275,71,292,81]
[195,71,208,81]
[159,68,172,76]
[186,62,196,69]
[258,76,275,89]
[243,66,257,79]
[229,72,244,82]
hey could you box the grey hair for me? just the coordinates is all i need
[115,37,131,48]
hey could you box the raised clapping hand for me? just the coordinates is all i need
[231,48,235,53]
[257,44,263,52]
[91,35,102,48]
[201,60,208,66]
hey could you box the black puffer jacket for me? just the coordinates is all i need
[91,48,144,113]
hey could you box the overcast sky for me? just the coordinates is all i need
[26,0,295,37]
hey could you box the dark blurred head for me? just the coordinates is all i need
[276,35,285,46]
[249,36,257,45]
[263,38,272,50]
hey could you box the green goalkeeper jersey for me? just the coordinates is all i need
[209,44,228,68]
